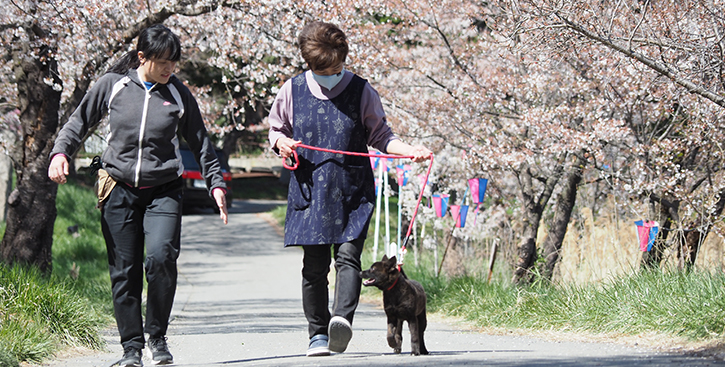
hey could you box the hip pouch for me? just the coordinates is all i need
[90,156,116,209]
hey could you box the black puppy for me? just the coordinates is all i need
[360,255,428,355]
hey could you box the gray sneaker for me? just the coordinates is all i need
[306,334,330,357]
[117,347,142,367]
[148,336,174,365]
[328,316,352,353]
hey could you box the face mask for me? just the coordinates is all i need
[312,69,345,90]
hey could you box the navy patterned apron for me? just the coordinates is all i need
[284,73,375,246]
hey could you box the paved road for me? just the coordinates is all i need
[39,200,723,367]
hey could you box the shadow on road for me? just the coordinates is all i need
[171,298,306,335]
[205,350,713,367]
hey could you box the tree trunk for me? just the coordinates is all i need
[677,188,725,270]
[0,43,62,274]
[440,231,467,277]
[540,152,586,280]
[640,195,678,269]
[512,159,563,284]
[0,9,220,274]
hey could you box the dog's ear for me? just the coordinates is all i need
[385,255,397,269]
[382,254,388,262]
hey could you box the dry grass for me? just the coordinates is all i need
[553,201,725,285]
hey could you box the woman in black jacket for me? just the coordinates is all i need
[48,24,227,367]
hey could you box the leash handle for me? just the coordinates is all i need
[282,149,299,170]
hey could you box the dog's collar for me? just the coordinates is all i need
[386,275,399,291]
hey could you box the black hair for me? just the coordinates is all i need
[106,24,181,75]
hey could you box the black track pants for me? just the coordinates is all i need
[302,238,364,338]
[101,178,183,350]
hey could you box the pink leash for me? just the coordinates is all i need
[283,143,434,262]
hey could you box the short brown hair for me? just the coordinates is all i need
[298,21,349,71]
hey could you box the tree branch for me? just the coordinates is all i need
[61,1,229,122]
[555,13,725,108]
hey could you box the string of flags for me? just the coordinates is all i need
[372,153,654,255]
[373,155,489,230]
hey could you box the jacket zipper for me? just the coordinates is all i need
[135,80,156,187]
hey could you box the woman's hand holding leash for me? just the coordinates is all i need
[385,140,432,163]
[276,137,302,170]
[276,137,302,159]
[407,145,433,163]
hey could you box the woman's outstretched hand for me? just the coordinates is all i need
[48,154,70,184]
[213,188,228,224]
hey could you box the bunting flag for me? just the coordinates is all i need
[634,220,660,252]
[369,151,385,171]
[468,178,488,205]
[370,151,383,196]
[468,178,488,225]
[449,205,470,228]
[396,164,412,186]
[432,194,449,218]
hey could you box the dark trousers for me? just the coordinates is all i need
[101,178,183,350]
[302,238,364,338]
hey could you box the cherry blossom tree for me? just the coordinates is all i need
[515,0,725,270]
[0,0,396,272]
[339,0,632,283]
[0,0,237,272]
[2,0,722,282]
[336,0,724,281]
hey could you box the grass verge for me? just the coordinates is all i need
[409,266,725,341]
[0,177,112,366]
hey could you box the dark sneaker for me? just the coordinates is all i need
[328,316,352,353]
[117,347,142,367]
[306,334,330,357]
[148,336,174,365]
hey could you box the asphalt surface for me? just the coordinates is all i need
[38,199,724,367]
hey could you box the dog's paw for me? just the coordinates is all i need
[411,343,429,356]
[393,348,402,354]
[387,335,397,348]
